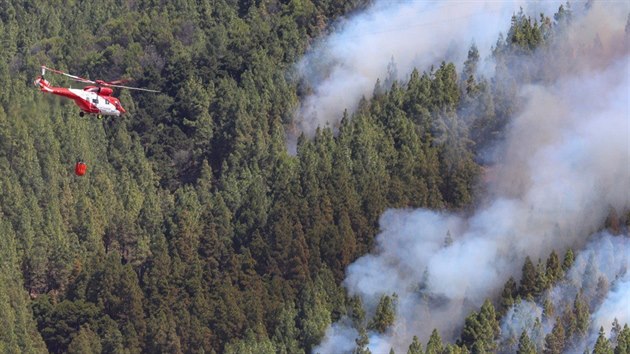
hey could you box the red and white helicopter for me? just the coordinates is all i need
[34,65,159,118]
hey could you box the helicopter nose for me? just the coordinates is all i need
[114,102,126,114]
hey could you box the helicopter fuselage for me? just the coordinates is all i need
[35,76,125,116]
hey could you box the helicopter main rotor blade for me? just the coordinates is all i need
[104,83,161,93]
[42,66,95,84]
[40,65,159,92]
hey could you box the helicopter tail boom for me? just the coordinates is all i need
[34,76,52,92]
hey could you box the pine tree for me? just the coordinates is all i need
[520,257,538,297]
[405,335,423,354]
[574,292,590,339]
[460,299,499,352]
[354,327,372,354]
[368,294,397,333]
[224,329,276,354]
[593,327,613,354]
[349,295,366,329]
[298,283,332,352]
[500,277,518,313]
[615,324,630,354]
[553,3,572,28]
[543,298,554,320]
[67,325,102,354]
[545,250,564,284]
[544,318,565,354]
[517,331,536,354]
[460,310,482,350]
[611,319,622,346]
[426,329,444,354]
[444,344,469,354]
[561,304,577,341]
[562,249,575,272]
[479,299,500,347]
[462,43,480,90]
[272,301,303,354]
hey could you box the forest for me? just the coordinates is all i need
[0,1,628,353]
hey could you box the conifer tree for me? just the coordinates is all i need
[611,319,622,346]
[520,256,538,297]
[407,335,424,354]
[354,327,372,354]
[615,324,630,354]
[426,329,444,354]
[517,331,536,354]
[67,325,102,354]
[368,294,397,333]
[500,277,518,313]
[593,327,613,354]
[544,318,565,354]
[574,292,590,339]
[562,249,575,272]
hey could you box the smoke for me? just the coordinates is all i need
[312,1,630,353]
[294,0,566,137]
[500,301,546,351]
[575,234,630,351]
[499,232,630,353]
[316,321,358,354]
[591,274,630,338]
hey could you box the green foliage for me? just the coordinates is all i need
[31,297,100,353]
[574,292,590,339]
[298,282,332,352]
[517,331,536,354]
[0,220,47,353]
[520,256,539,298]
[66,325,102,354]
[272,301,304,354]
[545,250,564,284]
[544,318,565,354]
[407,335,424,354]
[615,324,630,354]
[224,329,277,354]
[0,2,590,353]
[459,299,499,352]
[426,329,444,354]
[354,327,372,354]
[562,249,575,272]
[593,327,613,354]
[368,293,398,333]
[500,277,518,314]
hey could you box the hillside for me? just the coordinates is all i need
[0,1,628,354]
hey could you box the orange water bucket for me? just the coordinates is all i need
[75,161,87,176]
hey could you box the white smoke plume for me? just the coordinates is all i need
[294,0,566,137]
[573,234,630,351]
[499,233,630,353]
[590,274,630,342]
[500,301,546,351]
[313,1,630,353]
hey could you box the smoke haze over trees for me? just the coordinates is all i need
[0,1,628,354]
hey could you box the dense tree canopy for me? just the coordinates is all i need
[0,1,627,353]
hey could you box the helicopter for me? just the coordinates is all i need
[34,65,159,118]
